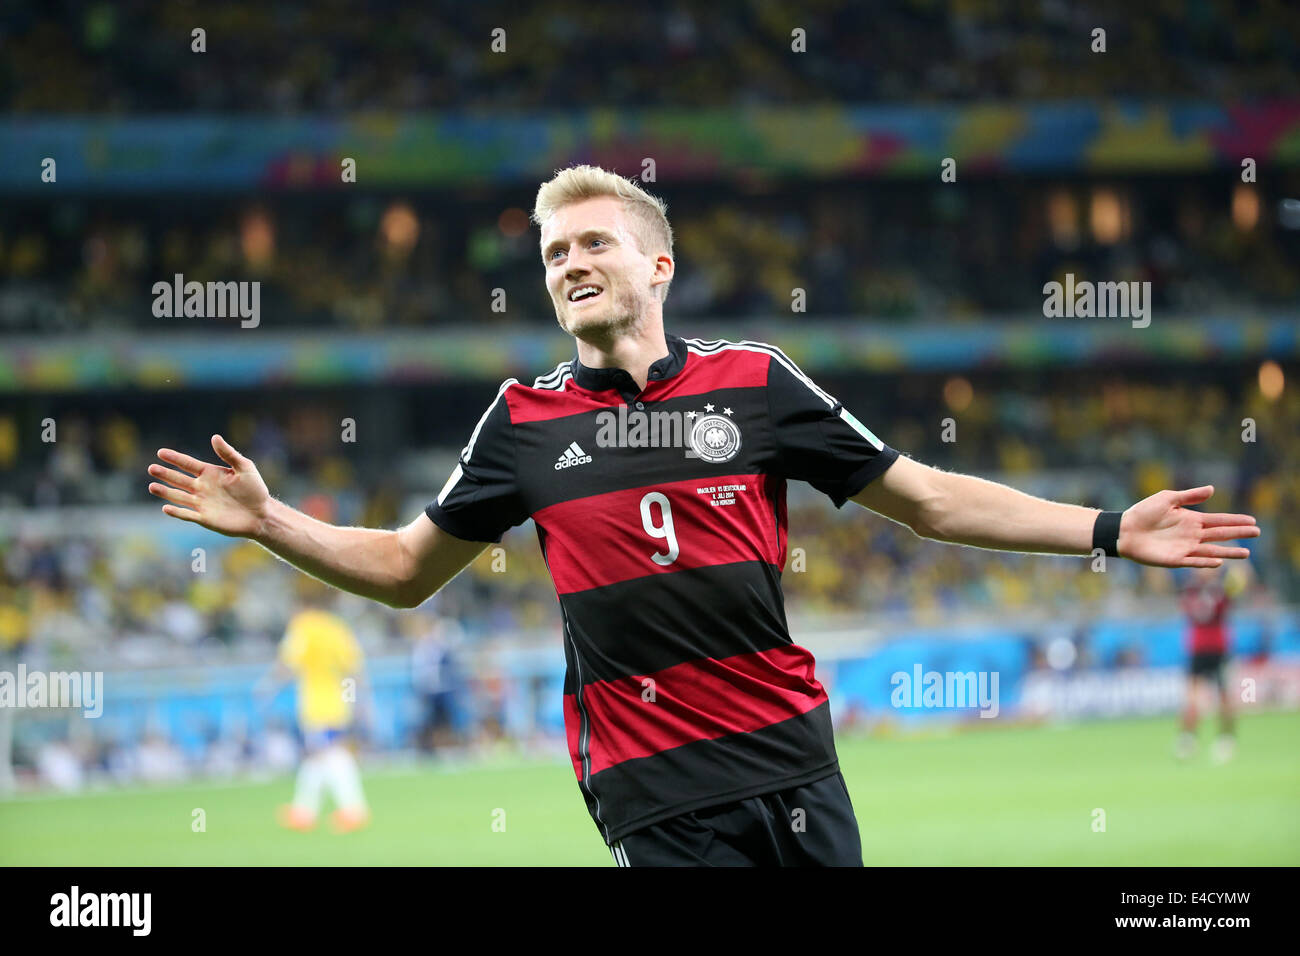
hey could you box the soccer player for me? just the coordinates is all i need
[256,581,371,833]
[148,165,1260,866]
[1176,564,1248,763]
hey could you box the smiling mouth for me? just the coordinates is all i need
[568,286,604,305]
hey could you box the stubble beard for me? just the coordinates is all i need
[558,282,649,347]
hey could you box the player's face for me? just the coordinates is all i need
[541,196,656,338]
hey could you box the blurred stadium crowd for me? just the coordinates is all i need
[4,174,1298,333]
[5,0,1299,113]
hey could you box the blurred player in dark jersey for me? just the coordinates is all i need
[1176,564,1250,763]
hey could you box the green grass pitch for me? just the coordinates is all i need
[3,712,1297,865]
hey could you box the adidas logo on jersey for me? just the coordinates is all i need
[555,441,593,470]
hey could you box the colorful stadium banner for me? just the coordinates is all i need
[3,101,1298,191]
[1,315,1295,392]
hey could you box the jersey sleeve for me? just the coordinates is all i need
[424,379,529,543]
[766,348,899,507]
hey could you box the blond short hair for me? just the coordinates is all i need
[532,164,674,302]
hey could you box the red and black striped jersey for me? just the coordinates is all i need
[1183,581,1230,654]
[425,333,899,844]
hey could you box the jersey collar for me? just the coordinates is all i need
[570,332,688,398]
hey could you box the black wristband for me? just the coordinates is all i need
[1092,510,1123,558]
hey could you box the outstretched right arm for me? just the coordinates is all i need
[148,434,487,609]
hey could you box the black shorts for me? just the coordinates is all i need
[1189,651,1226,687]
[609,771,862,867]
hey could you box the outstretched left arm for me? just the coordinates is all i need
[851,455,1259,568]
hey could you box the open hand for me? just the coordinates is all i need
[1119,486,1259,568]
[147,435,271,539]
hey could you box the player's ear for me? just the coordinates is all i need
[650,254,674,295]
